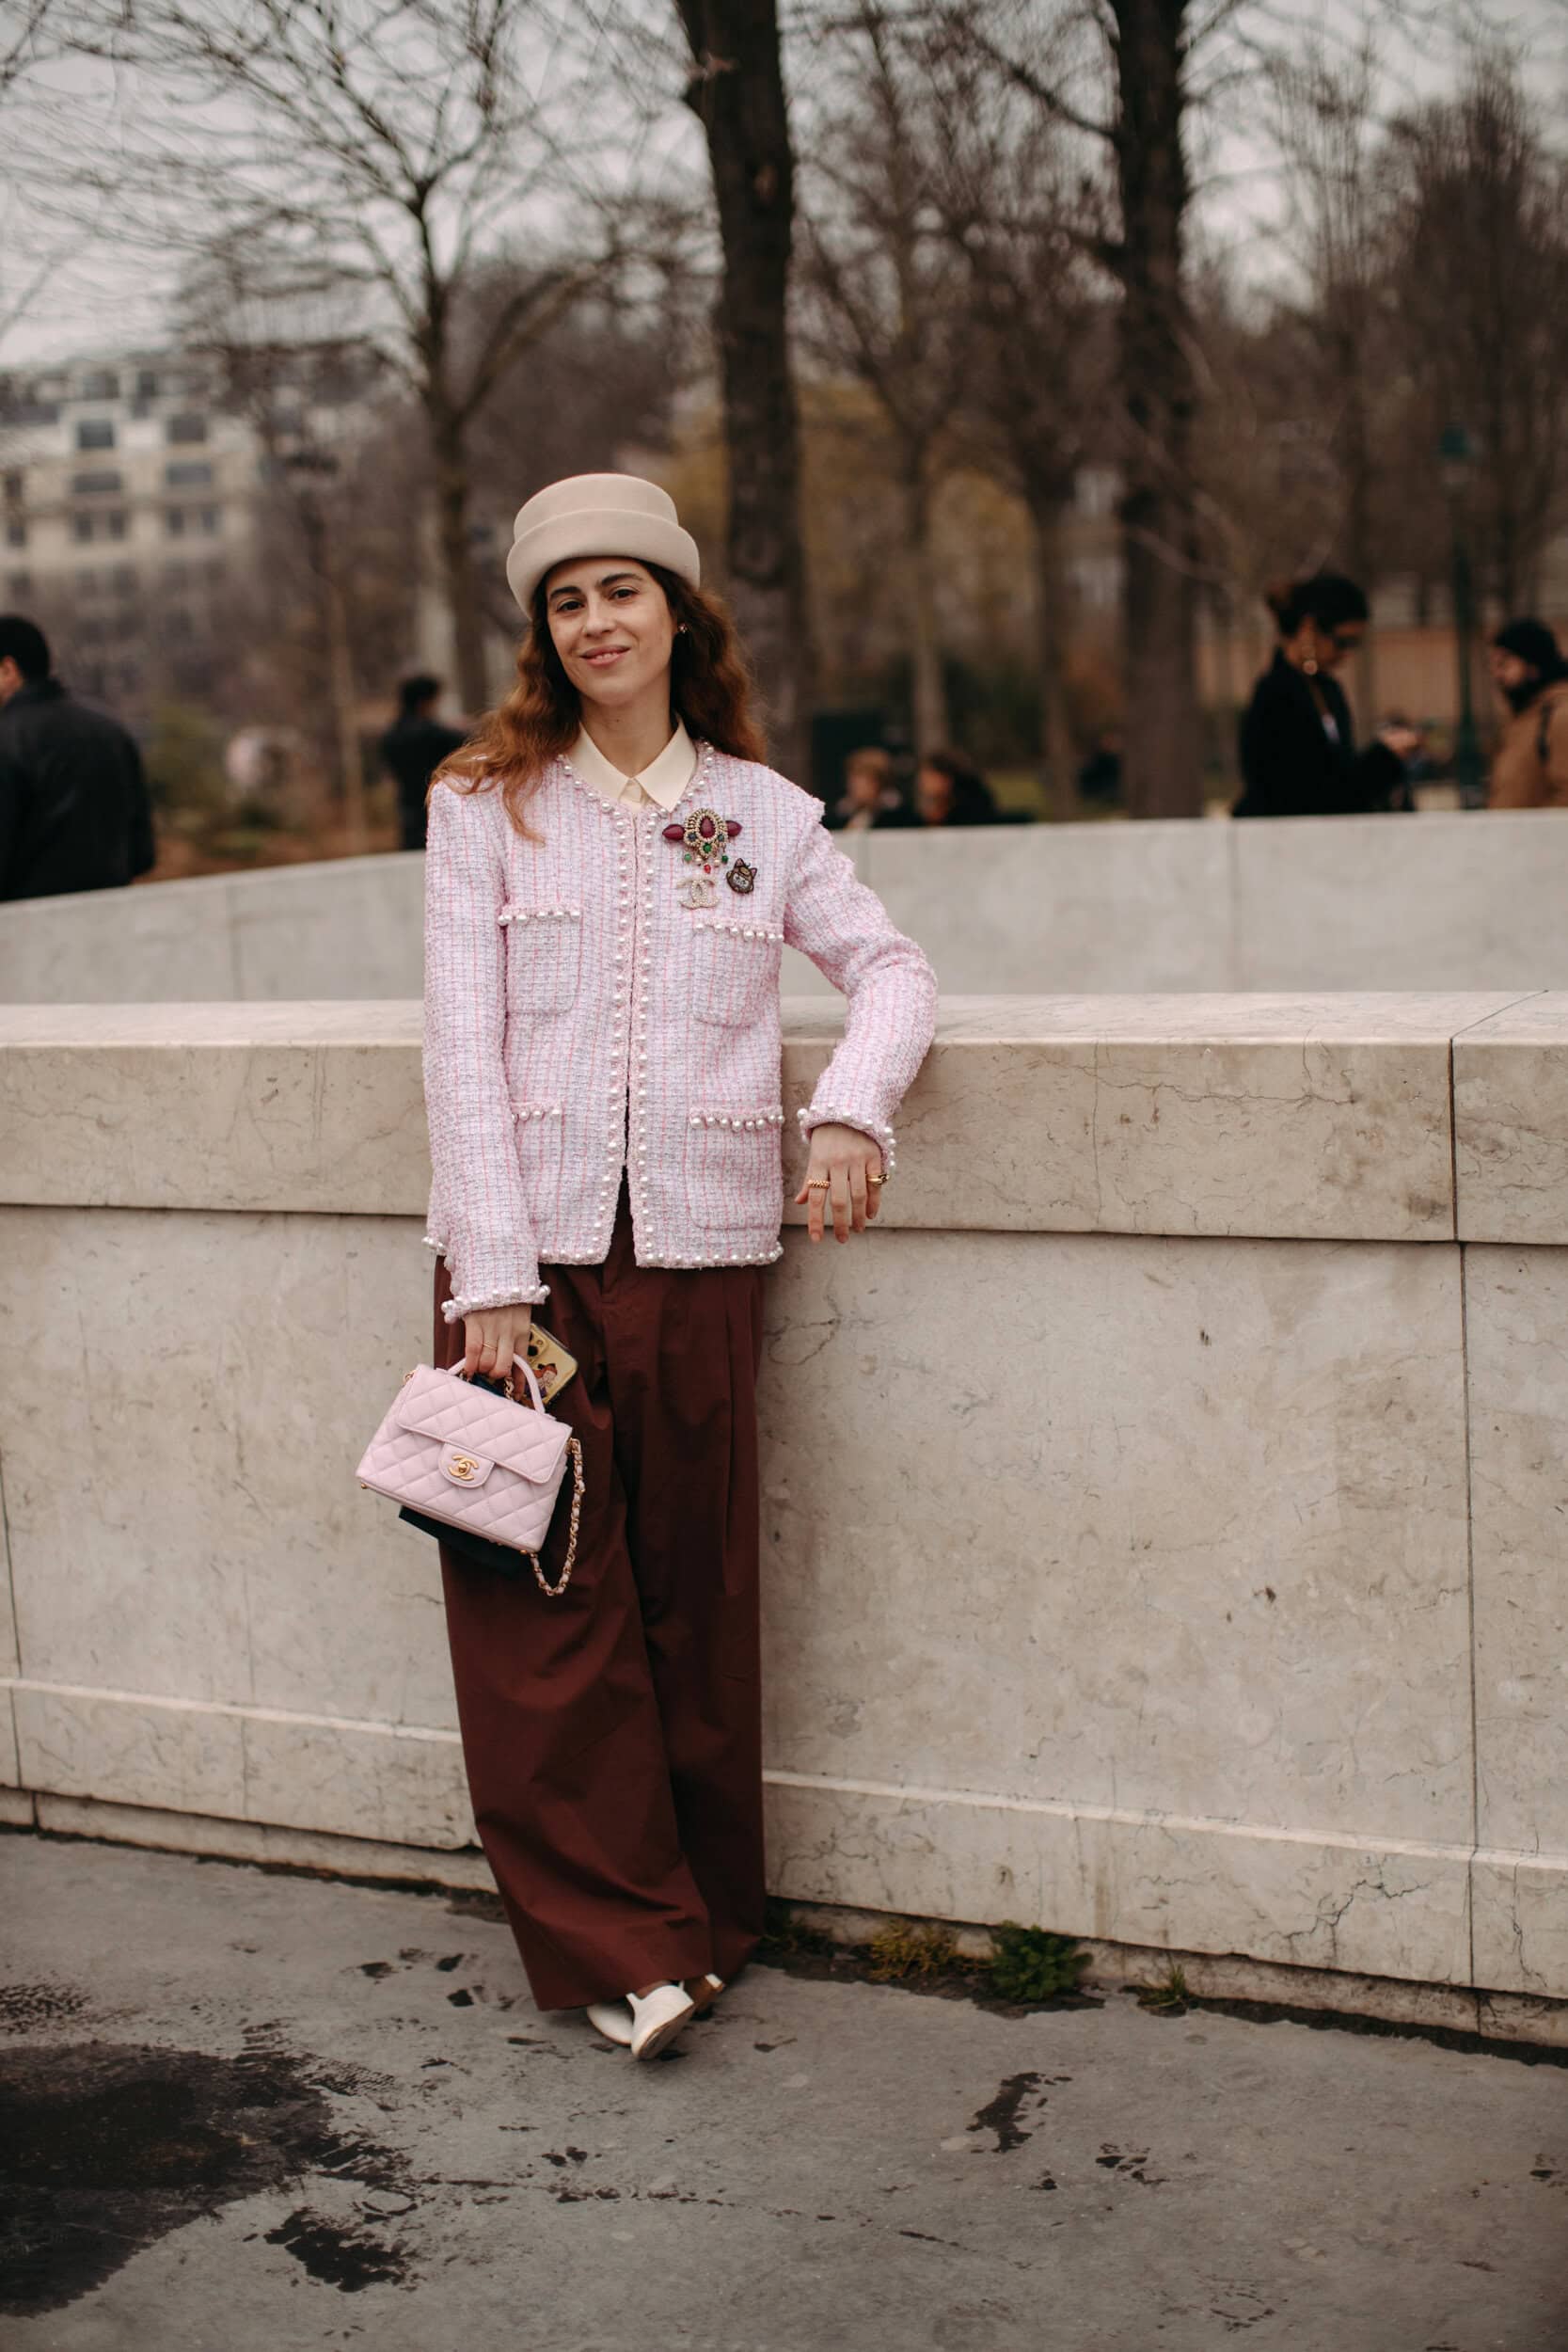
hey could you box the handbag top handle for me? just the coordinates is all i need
[451,1352,547,1415]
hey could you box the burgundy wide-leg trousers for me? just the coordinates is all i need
[433,1189,768,2011]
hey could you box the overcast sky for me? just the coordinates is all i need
[2,0,1564,371]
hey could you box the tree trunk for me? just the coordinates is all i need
[296,488,364,841]
[1026,487,1077,813]
[1110,0,1201,818]
[677,0,815,785]
[905,460,948,755]
[322,545,365,850]
[429,406,491,717]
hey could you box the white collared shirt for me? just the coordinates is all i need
[570,720,697,811]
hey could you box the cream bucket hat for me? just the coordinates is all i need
[506,473,701,614]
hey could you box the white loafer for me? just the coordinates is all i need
[627,1981,696,2061]
[687,1973,725,2012]
[586,1997,633,2046]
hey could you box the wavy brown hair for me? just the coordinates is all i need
[436,561,767,832]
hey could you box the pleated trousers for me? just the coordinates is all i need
[433,1186,769,2010]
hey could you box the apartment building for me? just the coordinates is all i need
[0,349,261,713]
[0,340,389,728]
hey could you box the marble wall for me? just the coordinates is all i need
[8,811,1568,1006]
[3,995,1568,2006]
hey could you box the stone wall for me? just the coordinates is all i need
[8,810,1568,1003]
[2,993,1567,2018]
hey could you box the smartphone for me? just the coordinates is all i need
[523,1320,578,1406]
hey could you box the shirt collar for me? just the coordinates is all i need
[570,719,697,811]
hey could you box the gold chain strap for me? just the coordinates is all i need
[523,1435,584,1598]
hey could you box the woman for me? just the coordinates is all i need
[1233,576,1418,818]
[914,748,1000,827]
[422,474,937,2062]
[1486,618,1568,810]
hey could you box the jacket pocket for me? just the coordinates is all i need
[510,1098,565,1223]
[499,903,582,1016]
[689,918,783,1028]
[684,1104,785,1231]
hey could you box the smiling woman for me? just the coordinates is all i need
[420,473,937,2065]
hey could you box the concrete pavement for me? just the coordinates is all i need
[1,1832,1564,2351]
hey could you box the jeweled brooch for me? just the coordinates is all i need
[664,808,743,909]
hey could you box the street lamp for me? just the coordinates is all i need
[1437,424,1485,808]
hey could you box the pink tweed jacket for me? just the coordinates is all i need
[423,742,938,1319]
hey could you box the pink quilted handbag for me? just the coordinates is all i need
[356,1357,585,1596]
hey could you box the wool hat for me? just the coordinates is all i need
[1492,617,1566,677]
[506,473,701,615]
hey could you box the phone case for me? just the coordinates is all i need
[524,1320,578,1405]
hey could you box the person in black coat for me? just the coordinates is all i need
[1233,576,1418,818]
[380,674,467,851]
[915,748,1003,827]
[0,616,155,901]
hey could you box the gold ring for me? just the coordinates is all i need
[867,1172,887,1186]
[805,1178,831,1190]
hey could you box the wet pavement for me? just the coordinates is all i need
[2,1831,1565,2351]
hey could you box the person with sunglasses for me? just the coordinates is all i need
[1232,575,1419,819]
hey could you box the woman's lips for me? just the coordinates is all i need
[582,646,630,667]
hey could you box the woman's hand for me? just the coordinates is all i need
[462,1305,534,1384]
[794,1121,885,1244]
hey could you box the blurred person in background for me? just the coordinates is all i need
[915,747,1001,827]
[0,615,154,901]
[381,673,468,850]
[1232,577,1418,819]
[1077,730,1123,807]
[1486,620,1568,810]
[826,743,914,831]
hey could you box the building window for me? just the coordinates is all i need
[166,413,208,445]
[72,514,95,542]
[76,419,116,452]
[71,469,123,496]
[107,512,128,540]
[197,506,221,536]
[165,461,214,488]
[164,508,186,538]
[7,571,30,596]
[81,370,119,401]
[136,368,159,400]
[3,471,22,503]
[5,520,25,548]
[112,564,137,594]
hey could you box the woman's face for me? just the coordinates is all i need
[915,763,953,824]
[545,557,676,711]
[1489,647,1534,695]
[846,761,882,809]
[1286,616,1360,674]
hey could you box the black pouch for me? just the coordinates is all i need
[397,1371,533,1579]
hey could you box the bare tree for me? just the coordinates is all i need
[1268,39,1389,717]
[798,3,974,755]
[675,0,815,778]
[40,0,617,711]
[932,0,1203,813]
[1384,56,1568,614]
[926,54,1111,797]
